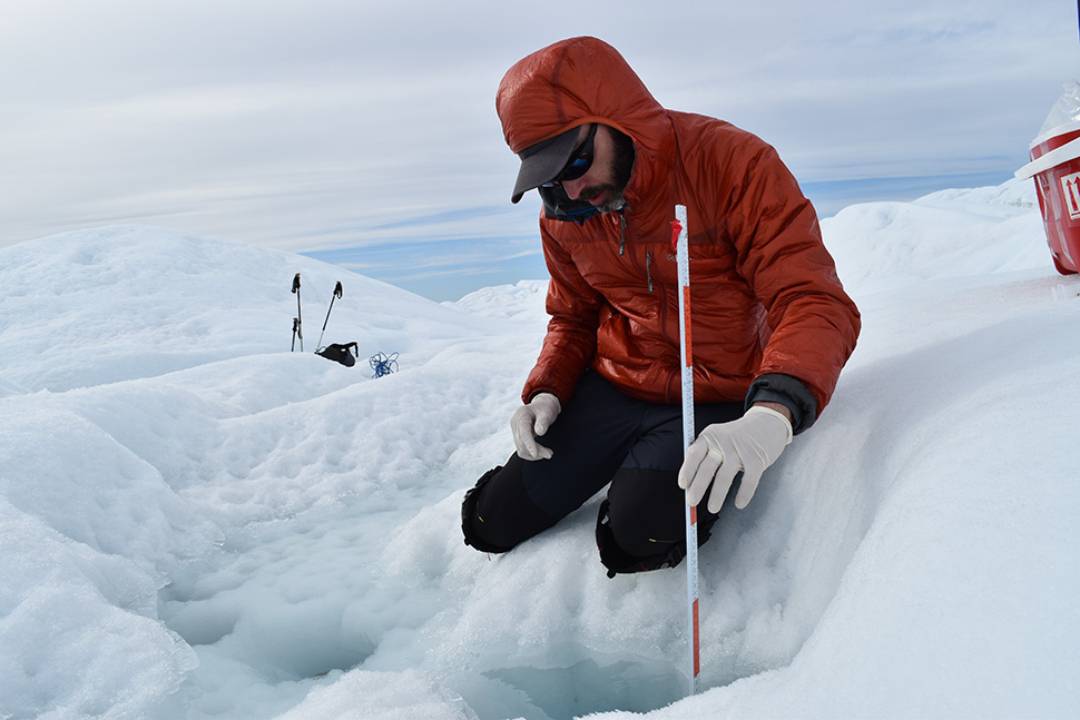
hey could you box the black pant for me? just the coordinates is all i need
[461,371,744,574]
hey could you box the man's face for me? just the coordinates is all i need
[558,124,633,213]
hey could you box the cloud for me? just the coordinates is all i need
[0,0,1073,297]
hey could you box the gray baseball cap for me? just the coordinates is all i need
[511,126,582,203]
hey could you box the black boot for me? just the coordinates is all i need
[461,466,514,553]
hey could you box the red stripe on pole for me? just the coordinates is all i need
[692,599,700,676]
[682,286,693,366]
[690,505,697,525]
[670,219,683,253]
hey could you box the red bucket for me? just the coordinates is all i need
[1017,121,1080,275]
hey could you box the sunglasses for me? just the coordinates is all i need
[542,124,597,187]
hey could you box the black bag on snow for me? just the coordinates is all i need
[316,342,358,367]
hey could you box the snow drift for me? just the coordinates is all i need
[0,180,1077,720]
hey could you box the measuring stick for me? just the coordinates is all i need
[671,204,699,695]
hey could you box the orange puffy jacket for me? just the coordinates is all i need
[496,37,860,433]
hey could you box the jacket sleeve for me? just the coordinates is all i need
[521,222,603,406]
[724,143,861,430]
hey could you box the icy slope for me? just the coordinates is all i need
[595,271,1080,719]
[0,225,521,719]
[0,225,485,393]
[1,178,1078,720]
[822,178,1046,295]
[589,181,1080,718]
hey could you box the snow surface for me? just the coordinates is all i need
[1,179,1078,720]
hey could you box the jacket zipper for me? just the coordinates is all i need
[614,209,654,294]
[645,250,653,293]
[611,209,676,400]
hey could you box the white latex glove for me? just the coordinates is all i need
[511,392,562,461]
[677,405,793,513]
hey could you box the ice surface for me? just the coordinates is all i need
[822,178,1046,296]
[0,181,1077,719]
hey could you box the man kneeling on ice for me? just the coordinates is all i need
[461,37,860,577]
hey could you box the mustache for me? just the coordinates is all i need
[580,183,616,201]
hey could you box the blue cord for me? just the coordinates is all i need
[369,352,399,378]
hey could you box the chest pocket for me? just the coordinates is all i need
[686,223,739,285]
[650,223,736,291]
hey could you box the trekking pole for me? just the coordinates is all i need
[316,281,343,350]
[291,273,303,352]
[672,204,700,695]
[291,317,300,352]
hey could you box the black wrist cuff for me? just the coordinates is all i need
[744,373,819,435]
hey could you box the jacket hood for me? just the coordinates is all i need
[496,37,674,161]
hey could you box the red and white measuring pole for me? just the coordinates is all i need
[671,204,699,695]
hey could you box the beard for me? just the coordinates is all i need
[578,183,621,212]
[581,128,636,213]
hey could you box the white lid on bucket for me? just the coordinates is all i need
[1015,136,1080,180]
[1030,119,1080,149]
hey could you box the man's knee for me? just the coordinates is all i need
[598,468,720,576]
[605,468,686,558]
[461,459,556,553]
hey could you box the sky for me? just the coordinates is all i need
[1,0,1077,300]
